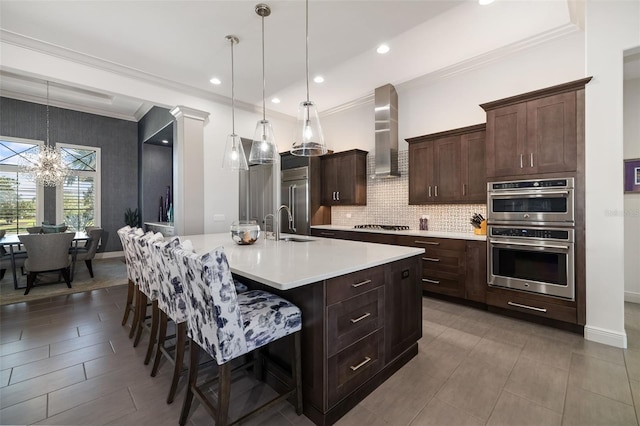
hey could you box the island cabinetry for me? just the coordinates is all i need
[397,236,467,298]
[480,77,591,178]
[321,150,367,206]
[407,124,486,204]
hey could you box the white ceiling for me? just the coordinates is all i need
[0,0,635,122]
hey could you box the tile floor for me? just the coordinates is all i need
[0,285,638,425]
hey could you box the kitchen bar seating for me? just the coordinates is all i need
[117,226,143,330]
[173,246,303,426]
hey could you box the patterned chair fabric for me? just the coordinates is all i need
[132,232,164,300]
[117,226,143,284]
[149,237,188,324]
[173,246,302,365]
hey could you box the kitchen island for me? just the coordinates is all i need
[182,233,424,426]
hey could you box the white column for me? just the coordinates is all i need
[170,106,210,236]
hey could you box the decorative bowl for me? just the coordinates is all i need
[230,220,260,245]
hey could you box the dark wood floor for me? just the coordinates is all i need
[1,284,639,425]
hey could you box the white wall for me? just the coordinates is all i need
[624,77,640,303]
[322,32,585,153]
[584,0,640,348]
[0,40,295,235]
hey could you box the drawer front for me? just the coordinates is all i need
[327,329,384,408]
[327,287,384,356]
[486,291,577,323]
[397,236,466,251]
[421,248,465,273]
[421,275,465,298]
[326,267,384,305]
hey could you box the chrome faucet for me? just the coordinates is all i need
[275,205,295,241]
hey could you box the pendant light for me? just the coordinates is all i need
[248,3,278,165]
[291,0,327,157]
[222,35,249,171]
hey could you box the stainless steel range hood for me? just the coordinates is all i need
[373,84,400,178]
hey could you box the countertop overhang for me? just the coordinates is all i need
[311,225,487,241]
[181,233,424,291]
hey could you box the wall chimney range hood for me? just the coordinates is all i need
[373,84,400,178]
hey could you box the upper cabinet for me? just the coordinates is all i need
[407,124,486,205]
[321,149,368,206]
[480,77,591,179]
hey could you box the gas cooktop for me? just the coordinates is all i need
[354,224,410,231]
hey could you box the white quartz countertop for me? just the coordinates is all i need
[180,233,424,291]
[311,225,487,241]
[144,222,174,228]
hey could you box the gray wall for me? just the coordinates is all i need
[141,143,172,224]
[0,97,138,253]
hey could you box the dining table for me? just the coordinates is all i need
[0,231,90,290]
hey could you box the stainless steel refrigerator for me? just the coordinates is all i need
[280,166,310,236]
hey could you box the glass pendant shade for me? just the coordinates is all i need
[222,133,248,170]
[249,119,277,164]
[291,100,327,156]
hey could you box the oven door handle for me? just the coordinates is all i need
[489,240,570,251]
[489,190,569,198]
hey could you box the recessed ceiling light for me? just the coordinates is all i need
[313,76,325,83]
[209,77,221,85]
[376,44,390,54]
[271,98,281,104]
[478,0,494,5]
[161,139,169,144]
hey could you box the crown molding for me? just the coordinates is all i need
[321,93,374,117]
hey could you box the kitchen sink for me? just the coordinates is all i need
[280,237,314,242]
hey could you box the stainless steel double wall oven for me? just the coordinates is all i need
[487,178,576,300]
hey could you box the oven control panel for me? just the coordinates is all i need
[489,178,574,191]
[490,227,571,240]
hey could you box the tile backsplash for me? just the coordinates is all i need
[331,151,487,233]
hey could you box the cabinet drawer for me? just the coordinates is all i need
[327,287,384,356]
[421,248,465,273]
[327,329,384,408]
[421,275,465,298]
[326,267,384,305]
[486,291,577,323]
[397,236,466,251]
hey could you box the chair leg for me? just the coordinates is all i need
[151,310,168,377]
[292,331,303,415]
[167,321,187,404]
[216,363,231,426]
[61,267,72,288]
[144,300,160,365]
[85,260,94,278]
[179,339,201,426]
[24,272,37,295]
[121,279,135,326]
[133,292,148,347]
[0,268,5,280]
[129,287,141,339]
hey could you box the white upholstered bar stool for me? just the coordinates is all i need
[116,226,143,329]
[174,246,303,426]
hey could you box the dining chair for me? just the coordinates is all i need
[73,227,103,277]
[18,232,76,295]
[0,246,27,281]
[174,246,303,426]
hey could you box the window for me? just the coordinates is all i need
[56,143,101,231]
[0,137,45,234]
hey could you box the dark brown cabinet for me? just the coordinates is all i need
[321,149,367,206]
[407,124,486,204]
[481,78,591,179]
[465,240,487,303]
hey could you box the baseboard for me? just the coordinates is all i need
[584,325,628,348]
[95,251,124,260]
[624,291,640,304]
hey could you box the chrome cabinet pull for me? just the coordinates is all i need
[332,191,336,201]
[320,232,335,236]
[351,279,372,288]
[350,356,372,371]
[414,240,440,246]
[422,257,440,262]
[350,312,371,323]
[530,153,534,168]
[422,278,440,284]
[435,186,438,197]
[463,184,466,196]
[337,191,340,201]
[520,154,523,168]
[508,301,547,313]
[428,186,431,197]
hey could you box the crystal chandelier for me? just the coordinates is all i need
[21,81,70,187]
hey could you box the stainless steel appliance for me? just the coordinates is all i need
[487,225,575,300]
[280,167,310,235]
[487,177,574,226]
